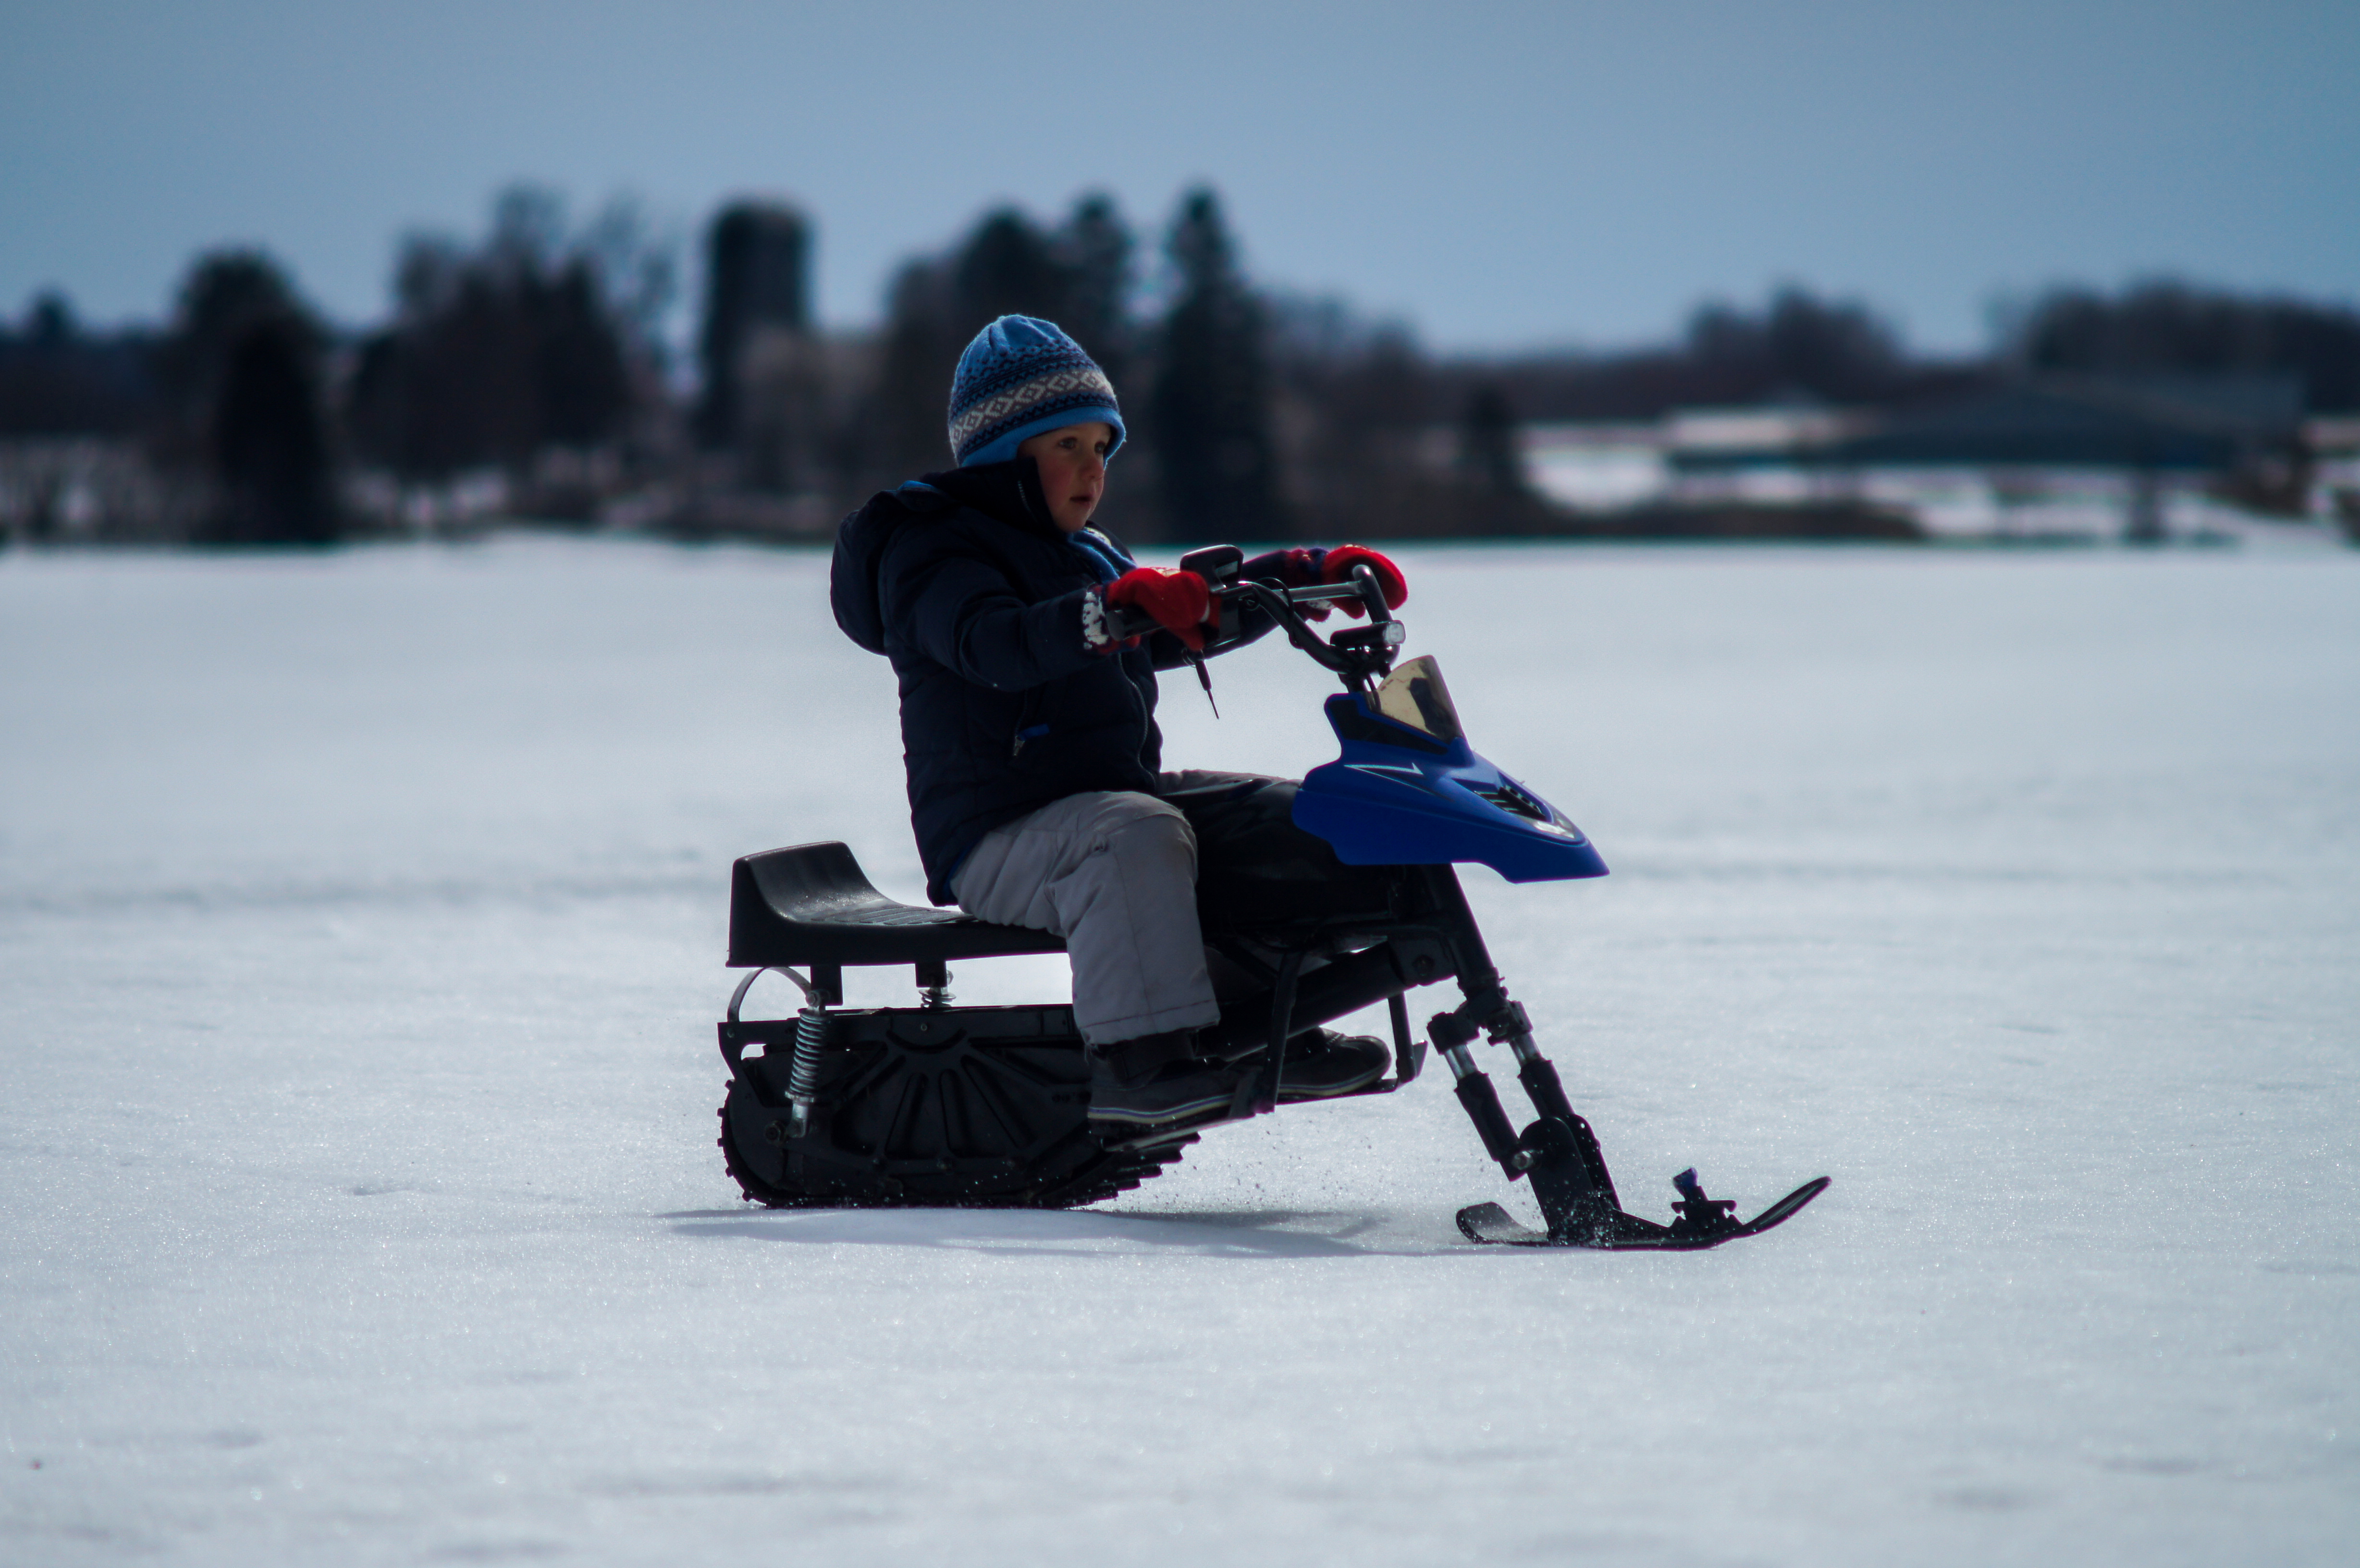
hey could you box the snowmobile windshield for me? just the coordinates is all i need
[1373,656,1463,744]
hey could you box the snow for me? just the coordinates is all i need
[3,536,2356,1566]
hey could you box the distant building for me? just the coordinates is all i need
[1813,375,2298,468]
[695,203,813,452]
[1520,376,2318,543]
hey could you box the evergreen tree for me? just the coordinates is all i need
[1268,301,1448,536]
[160,251,339,544]
[2010,282,2360,412]
[347,188,644,483]
[1763,288,1904,402]
[1054,192,1134,383]
[1452,382,1553,534]
[535,257,635,447]
[860,201,1139,490]
[1458,384,1530,502]
[161,251,321,433]
[1149,188,1280,540]
[951,208,1066,332]
[863,256,962,486]
[1683,287,1904,404]
[206,314,337,545]
[0,291,160,438]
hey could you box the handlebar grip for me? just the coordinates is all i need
[1101,596,1163,642]
[1177,544,1243,585]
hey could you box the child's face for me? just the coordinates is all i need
[1018,421,1115,533]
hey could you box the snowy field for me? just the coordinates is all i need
[3,536,2355,1566]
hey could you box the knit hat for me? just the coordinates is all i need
[946,315,1125,467]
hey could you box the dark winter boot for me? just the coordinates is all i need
[1086,1029,1241,1135]
[1272,1028,1390,1102]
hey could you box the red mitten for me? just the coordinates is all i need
[1106,567,1217,652]
[1241,547,1336,620]
[1320,545,1408,619]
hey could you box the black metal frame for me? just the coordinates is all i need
[717,854,1664,1239]
[1190,860,1636,1243]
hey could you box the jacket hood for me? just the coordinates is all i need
[831,458,1060,655]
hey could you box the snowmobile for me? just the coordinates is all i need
[713,551,1828,1248]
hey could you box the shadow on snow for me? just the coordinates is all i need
[654,1204,1476,1259]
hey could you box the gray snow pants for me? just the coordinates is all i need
[949,770,1397,1047]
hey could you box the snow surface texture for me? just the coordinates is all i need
[3,539,2355,1566]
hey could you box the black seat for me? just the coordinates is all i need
[727,842,1066,970]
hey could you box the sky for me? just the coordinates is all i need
[2,0,2355,356]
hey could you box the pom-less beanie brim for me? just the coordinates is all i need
[948,315,1125,467]
[957,404,1125,469]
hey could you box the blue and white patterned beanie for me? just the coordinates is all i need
[946,315,1125,468]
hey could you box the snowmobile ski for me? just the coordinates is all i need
[1456,1171,1830,1250]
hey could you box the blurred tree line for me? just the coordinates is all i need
[0,293,158,437]
[1462,289,1925,419]
[1449,284,2360,424]
[0,184,672,544]
[694,184,1544,540]
[0,255,339,542]
[684,208,2360,539]
[1999,281,2360,410]
[6,179,2360,547]
[347,188,670,491]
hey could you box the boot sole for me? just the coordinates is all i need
[1086,1089,1237,1130]
[1275,1065,1389,1102]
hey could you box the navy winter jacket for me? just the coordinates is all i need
[830,458,1272,904]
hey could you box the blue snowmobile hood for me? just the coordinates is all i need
[1292,657,1608,883]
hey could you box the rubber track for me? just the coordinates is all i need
[716,1094,1192,1211]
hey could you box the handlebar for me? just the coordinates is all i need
[1212,565,1402,685]
[1246,579,1364,606]
[1104,549,1402,689]
[1222,572,1390,618]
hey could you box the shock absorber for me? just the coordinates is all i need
[725,966,830,1140]
[786,999,828,1139]
[1430,1008,1523,1172]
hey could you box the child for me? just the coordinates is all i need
[830,315,1409,1133]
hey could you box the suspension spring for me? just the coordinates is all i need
[786,1003,828,1138]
